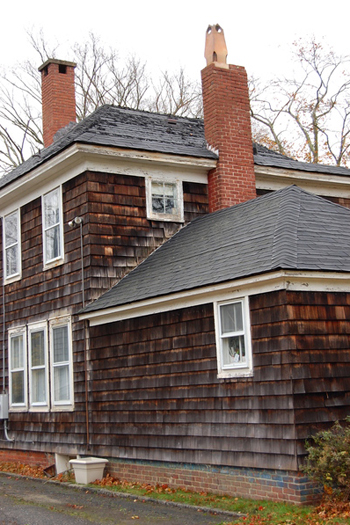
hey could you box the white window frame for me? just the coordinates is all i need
[42,186,64,268]
[146,177,184,222]
[28,322,49,410]
[214,296,253,379]
[3,209,21,283]
[49,317,74,410]
[8,327,27,409]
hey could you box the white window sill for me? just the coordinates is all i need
[217,369,254,379]
[43,258,64,271]
[4,274,21,285]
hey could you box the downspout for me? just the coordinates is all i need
[2,280,5,394]
[84,320,90,450]
[68,216,90,449]
[1,218,14,442]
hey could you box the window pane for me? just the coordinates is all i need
[6,245,18,276]
[11,335,23,368]
[151,182,176,215]
[31,331,45,367]
[45,225,60,261]
[5,213,18,247]
[220,303,243,334]
[31,369,46,403]
[53,326,69,363]
[44,190,60,227]
[222,335,246,366]
[54,365,70,402]
[11,371,25,404]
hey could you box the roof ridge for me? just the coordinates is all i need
[271,186,301,269]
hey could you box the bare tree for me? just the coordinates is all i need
[250,39,350,166]
[150,69,202,118]
[0,32,202,175]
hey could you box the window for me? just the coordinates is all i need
[215,297,253,378]
[28,323,48,408]
[50,318,73,408]
[42,187,64,267]
[3,210,21,281]
[146,178,183,222]
[9,328,27,408]
[8,317,73,411]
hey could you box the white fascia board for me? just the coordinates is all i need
[0,144,214,215]
[80,270,350,326]
[255,165,350,198]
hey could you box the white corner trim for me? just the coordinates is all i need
[80,270,350,326]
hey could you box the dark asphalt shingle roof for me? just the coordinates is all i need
[0,106,217,190]
[254,143,350,176]
[2,106,350,190]
[82,185,350,314]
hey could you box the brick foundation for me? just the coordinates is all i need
[0,448,321,504]
[107,459,322,505]
[0,448,55,469]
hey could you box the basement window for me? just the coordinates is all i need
[146,177,184,222]
[214,297,253,379]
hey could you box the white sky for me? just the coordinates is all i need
[1,0,350,83]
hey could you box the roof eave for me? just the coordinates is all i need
[0,143,216,213]
[80,269,350,326]
[255,164,350,198]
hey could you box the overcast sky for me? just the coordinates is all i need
[1,0,350,83]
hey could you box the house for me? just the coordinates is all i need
[1,25,350,503]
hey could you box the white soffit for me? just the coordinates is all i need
[255,165,350,198]
[80,270,350,326]
[0,144,215,214]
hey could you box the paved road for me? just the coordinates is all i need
[0,473,240,524]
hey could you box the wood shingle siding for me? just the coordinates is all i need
[84,290,350,472]
[0,170,208,455]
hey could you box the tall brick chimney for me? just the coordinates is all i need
[38,59,77,148]
[201,25,256,212]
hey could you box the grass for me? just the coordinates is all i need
[2,462,350,524]
[90,474,350,524]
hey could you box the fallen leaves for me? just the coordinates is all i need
[0,462,46,478]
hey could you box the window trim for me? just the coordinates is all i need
[145,177,184,222]
[8,327,27,409]
[28,321,49,411]
[214,296,253,379]
[42,186,64,269]
[49,317,74,410]
[3,209,21,283]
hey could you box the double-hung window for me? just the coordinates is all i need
[8,317,73,411]
[9,328,27,408]
[3,209,21,282]
[50,318,73,408]
[215,297,253,378]
[42,187,64,267]
[146,178,183,222]
[28,323,48,408]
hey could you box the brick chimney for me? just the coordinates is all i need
[38,59,77,148]
[201,25,256,212]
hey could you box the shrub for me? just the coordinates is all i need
[302,417,350,500]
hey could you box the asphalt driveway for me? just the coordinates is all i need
[0,473,240,524]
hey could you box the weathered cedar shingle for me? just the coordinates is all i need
[84,185,350,314]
